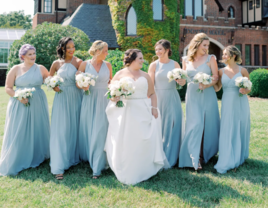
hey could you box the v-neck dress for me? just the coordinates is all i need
[0,64,50,176]
[50,60,83,175]
[214,67,250,173]
[78,60,110,176]
[179,55,220,170]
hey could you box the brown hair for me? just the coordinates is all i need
[123,49,142,66]
[220,45,242,64]
[187,33,209,62]
[155,39,172,56]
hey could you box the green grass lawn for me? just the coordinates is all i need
[0,86,267,207]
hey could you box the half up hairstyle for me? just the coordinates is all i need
[155,39,172,57]
[123,49,142,66]
[88,40,108,57]
[220,45,242,64]
[57,37,73,59]
[187,33,209,62]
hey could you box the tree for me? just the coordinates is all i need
[0,11,32,29]
[8,22,90,71]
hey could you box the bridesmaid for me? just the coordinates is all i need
[179,33,220,170]
[49,37,83,180]
[148,39,186,167]
[0,44,50,176]
[214,46,251,173]
[77,40,113,179]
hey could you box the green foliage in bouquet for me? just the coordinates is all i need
[8,22,90,72]
[249,68,268,98]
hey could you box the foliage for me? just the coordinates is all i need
[74,50,91,61]
[8,22,90,72]
[0,11,32,29]
[249,68,268,98]
[109,0,180,62]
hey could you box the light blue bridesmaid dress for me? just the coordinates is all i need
[50,58,83,175]
[154,59,184,167]
[179,55,220,170]
[78,60,110,176]
[214,67,250,173]
[0,64,50,176]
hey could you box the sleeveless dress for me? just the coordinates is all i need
[154,60,185,167]
[179,55,220,170]
[105,76,170,185]
[78,61,110,176]
[50,59,83,175]
[0,64,50,176]
[214,67,250,173]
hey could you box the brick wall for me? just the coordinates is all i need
[33,12,67,28]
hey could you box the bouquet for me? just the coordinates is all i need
[235,76,252,97]
[75,72,98,95]
[14,87,36,107]
[105,77,135,107]
[167,68,188,89]
[193,72,213,93]
[44,75,64,93]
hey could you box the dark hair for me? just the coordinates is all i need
[155,39,172,57]
[57,37,73,59]
[123,49,142,66]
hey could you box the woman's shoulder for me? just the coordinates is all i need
[8,64,21,75]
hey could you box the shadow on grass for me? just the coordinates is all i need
[10,156,268,207]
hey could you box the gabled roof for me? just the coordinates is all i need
[62,3,119,48]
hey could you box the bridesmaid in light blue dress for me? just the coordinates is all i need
[214,46,251,173]
[0,44,50,176]
[77,41,112,178]
[179,33,220,170]
[148,39,186,167]
[49,37,83,179]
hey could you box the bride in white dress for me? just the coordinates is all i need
[105,49,170,185]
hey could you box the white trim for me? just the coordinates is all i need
[180,24,236,29]
[183,37,225,56]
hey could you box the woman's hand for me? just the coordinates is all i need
[76,71,81,75]
[82,85,90,91]
[176,79,186,86]
[212,75,219,82]
[239,88,249,95]
[53,86,61,92]
[199,83,208,91]
[18,98,28,105]
[111,96,120,102]
[152,108,158,119]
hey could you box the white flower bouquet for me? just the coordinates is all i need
[105,77,135,107]
[44,75,64,93]
[235,76,252,97]
[75,72,98,95]
[14,87,36,107]
[193,72,213,93]
[167,68,188,89]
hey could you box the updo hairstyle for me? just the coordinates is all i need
[19,44,36,61]
[220,45,242,64]
[88,40,108,57]
[155,39,172,56]
[123,49,142,66]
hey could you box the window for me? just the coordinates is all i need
[262,45,267,66]
[0,41,12,64]
[235,44,241,52]
[249,1,253,10]
[245,45,251,65]
[254,45,260,65]
[228,6,235,18]
[153,0,163,20]
[44,0,52,13]
[256,0,260,8]
[126,6,137,36]
[185,0,203,19]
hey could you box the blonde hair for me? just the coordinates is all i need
[187,33,209,62]
[88,40,108,57]
[220,45,242,64]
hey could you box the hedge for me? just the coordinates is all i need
[249,68,268,98]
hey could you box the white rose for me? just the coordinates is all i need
[76,74,84,82]
[90,79,96,86]
[115,90,122,97]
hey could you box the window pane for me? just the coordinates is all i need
[153,0,162,20]
[185,0,193,16]
[254,45,260,65]
[44,0,52,13]
[0,48,8,63]
[194,0,202,18]
[249,1,253,10]
[127,6,137,36]
[256,0,260,8]
[262,45,267,66]
[245,45,251,65]
[0,41,8,48]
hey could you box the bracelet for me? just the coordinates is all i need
[151,106,158,110]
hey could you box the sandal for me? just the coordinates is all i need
[92,175,100,179]
[198,162,202,170]
[55,174,64,180]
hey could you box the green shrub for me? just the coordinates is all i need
[74,50,91,61]
[8,22,90,72]
[249,68,268,98]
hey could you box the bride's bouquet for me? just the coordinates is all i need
[75,72,98,95]
[105,77,135,107]
[235,76,252,97]
[44,75,64,93]
[193,72,213,93]
[14,87,36,107]
[167,68,188,89]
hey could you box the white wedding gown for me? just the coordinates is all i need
[105,76,170,185]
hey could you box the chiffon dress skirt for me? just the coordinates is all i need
[179,55,220,170]
[49,62,82,175]
[0,64,50,176]
[154,60,185,167]
[78,61,110,176]
[214,67,250,173]
[105,77,170,185]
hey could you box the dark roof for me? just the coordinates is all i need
[62,3,119,48]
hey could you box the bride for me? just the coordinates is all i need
[105,49,170,185]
